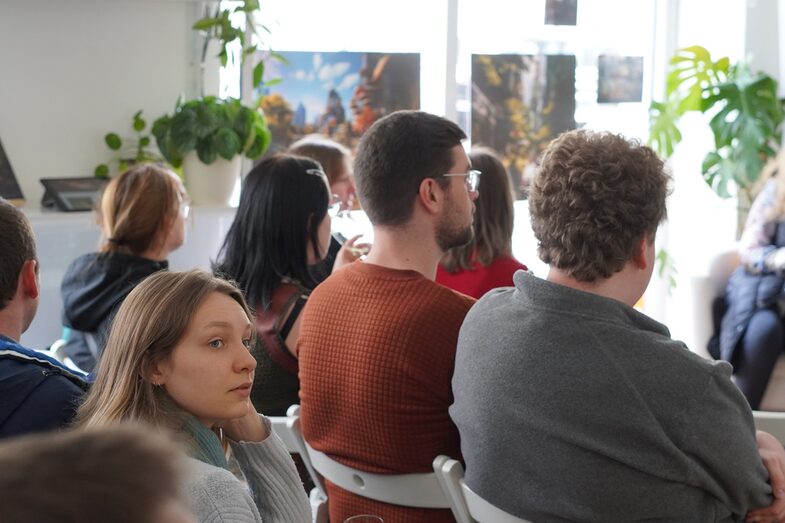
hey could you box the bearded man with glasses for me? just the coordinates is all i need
[298,110,478,523]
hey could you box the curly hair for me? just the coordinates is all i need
[529,130,671,282]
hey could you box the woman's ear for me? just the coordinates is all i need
[143,357,168,387]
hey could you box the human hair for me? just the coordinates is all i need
[76,270,252,433]
[214,154,328,310]
[288,135,351,186]
[0,424,183,523]
[529,130,671,282]
[0,199,36,310]
[99,163,182,256]
[353,110,467,226]
[441,147,514,272]
[753,150,785,220]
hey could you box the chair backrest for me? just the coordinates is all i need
[708,248,740,297]
[434,455,532,523]
[753,410,785,443]
[288,408,450,509]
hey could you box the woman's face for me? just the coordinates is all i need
[151,292,256,428]
[163,179,189,254]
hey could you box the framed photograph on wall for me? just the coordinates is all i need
[0,139,24,205]
[472,54,576,199]
[255,51,421,154]
[544,0,578,26]
[597,55,644,103]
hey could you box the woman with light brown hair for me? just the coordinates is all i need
[76,269,310,523]
[60,164,189,372]
[437,147,528,298]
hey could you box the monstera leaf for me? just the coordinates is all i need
[649,45,785,199]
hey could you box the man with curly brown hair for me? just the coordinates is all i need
[450,130,785,522]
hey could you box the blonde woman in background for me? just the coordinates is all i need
[437,147,528,298]
[719,152,785,409]
[76,270,311,523]
[60,164,189,372]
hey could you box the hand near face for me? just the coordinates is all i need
[219,407,270,443]
[333,234,371,272]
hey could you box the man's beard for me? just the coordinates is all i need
[436,211,474,251]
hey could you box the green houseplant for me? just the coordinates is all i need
[148,0,283,205]
[649,45,785,201]
[151,96,270,168]
[95,110,165,178]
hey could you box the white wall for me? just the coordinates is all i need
[0,0,200,204]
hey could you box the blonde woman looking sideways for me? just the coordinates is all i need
[60,164,189,372]
[76,270,311,523]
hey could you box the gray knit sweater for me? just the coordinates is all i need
[183,416,311,523]
[450,271,772,522]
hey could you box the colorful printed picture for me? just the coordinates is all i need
[256,51,420,153]
[544,0,578,25]
[597,55,644,103]
[471,54,576,199]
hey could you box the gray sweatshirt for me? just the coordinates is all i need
[183,416,311,523]
[450,271,772,522]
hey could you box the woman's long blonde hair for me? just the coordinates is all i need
[76,270,252,431]
[754,151,785,220]
[100,164,182,256]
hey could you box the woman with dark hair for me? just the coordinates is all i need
[437,147,528,298]
[214,154,362,416]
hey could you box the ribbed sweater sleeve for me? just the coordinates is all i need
[229,416,312,523]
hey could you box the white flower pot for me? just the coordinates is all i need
[182,151,242,206]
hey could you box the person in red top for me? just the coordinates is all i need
[298,110,478,523]
[437,147,528,298]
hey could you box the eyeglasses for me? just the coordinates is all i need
[327,193,342,218]
[442,169,481,192]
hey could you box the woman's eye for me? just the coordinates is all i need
[208,339,223,349]
[242,338,252,350]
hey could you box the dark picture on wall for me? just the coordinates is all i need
[472,54,576,199]
[597,55,644,103]
[545,0,578,25]
[255,51,420,154]
[0,139,24,203]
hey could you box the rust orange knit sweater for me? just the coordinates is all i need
[298,262,475,523]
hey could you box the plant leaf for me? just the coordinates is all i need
[193,18,220,31]
[133,111,146,132]
[105,133,122,150]
[196,136,218,165]
[94,164,110,178]
[215,128,241,160]
[253,61,265,89]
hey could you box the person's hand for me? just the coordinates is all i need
[747,431,785,522]
[764,248,785,273]
[218,405,269,443]
[333,234,371,272]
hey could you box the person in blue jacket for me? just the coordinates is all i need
[0,199,88,438]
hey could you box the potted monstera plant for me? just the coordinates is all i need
[152,96,270,205]
[649,45,785,208]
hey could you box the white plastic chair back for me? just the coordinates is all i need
[434,455,532,523]
[753,410,785,443]
[288,408,450,509]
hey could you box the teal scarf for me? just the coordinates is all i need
[182,416,228,470]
